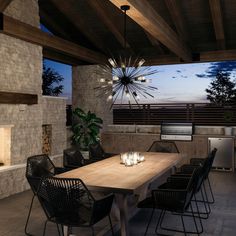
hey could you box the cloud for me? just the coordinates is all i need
[195,61,236,78]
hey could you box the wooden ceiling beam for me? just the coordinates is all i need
[144,31,165,54]
[164,0,189,42]
[43,49,83,66]
[87,0,131,48]
[0,13,107,64]
[50,0,106,53]
[109,0,192,61]
[0,0,13,12]
[200,49,236,62]
[209,0,225,50]
[144,50,236,66]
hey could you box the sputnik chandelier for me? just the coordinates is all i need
[94,5,158,109]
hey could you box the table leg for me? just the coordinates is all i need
[116,194,130,236]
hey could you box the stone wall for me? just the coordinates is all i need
[0,0,42,165]
[42,96,67,156]
[72,65,113,131]
[0,0,66,199]
[4,0,40,27]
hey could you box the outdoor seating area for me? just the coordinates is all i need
[1,0,236,236]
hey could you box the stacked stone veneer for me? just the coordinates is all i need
[0,0,66,199]
[72,65,113,131]
[42,96,67,156]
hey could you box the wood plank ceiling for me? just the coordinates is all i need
[38,0,236,66]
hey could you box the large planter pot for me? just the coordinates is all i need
[81,150,89,159]
[224,126,233,136]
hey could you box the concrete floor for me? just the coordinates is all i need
[0,171,236,236]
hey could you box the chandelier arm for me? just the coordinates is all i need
[131,84,149,98]
[128,84,142,107]
[130,86,147,99]
[110,84,123,109]
[120,85,126,104]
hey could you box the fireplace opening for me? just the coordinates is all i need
[0,125,13,166]
[42,124,52,155]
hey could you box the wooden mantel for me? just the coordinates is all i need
[0,91,38,104]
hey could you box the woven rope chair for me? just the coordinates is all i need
[147,141,179,153]
[138,167,203,236]
[25,154,66,235]
[37,177,114,236]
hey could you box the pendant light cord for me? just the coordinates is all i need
[124,8,127,49]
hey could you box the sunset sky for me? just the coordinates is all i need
[44,59,236,104]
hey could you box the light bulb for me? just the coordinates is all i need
[107,95,113,100]
[113,75,119,81]
[126,92,130,98]
[138,59,145,67]
[108,58,116,67]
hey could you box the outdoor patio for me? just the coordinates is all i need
[1,0,236,236]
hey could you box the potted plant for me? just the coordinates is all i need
[223,110,234,135]
[72,107,103,158]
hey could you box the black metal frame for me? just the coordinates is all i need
[24,154,66,236]
[37,177,115,236]
[147,140,179,153]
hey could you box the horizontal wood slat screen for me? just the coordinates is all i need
[113,103,236,125]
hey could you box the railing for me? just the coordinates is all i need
[113,103,236,126]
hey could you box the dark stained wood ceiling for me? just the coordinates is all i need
[38,0,236,65]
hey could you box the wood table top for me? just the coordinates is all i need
[57,152,182,194]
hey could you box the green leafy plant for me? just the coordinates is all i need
[72,107,103,150]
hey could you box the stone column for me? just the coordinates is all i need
[72,65,113,130]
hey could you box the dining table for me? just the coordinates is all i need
[57,152,182,236]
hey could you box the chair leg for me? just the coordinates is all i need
[201,186,211,216]
[91,226,95,236]
[155,210,166,235]
[24,194,36,236]
[56,224,62,236]
[144,208,155,236]
[193,194,204,234]
[180,214,187,236]
[207,177,215,204]
[108,215,114,236]
[190,202,202,235]
[43,220,48,236]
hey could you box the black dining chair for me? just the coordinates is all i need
[63,148,85,170]
[138,167,203,236]
[89,142,116,161]
[173,148,217,205]
[25,154,66,235]
[147,140,179,153]
[37,177,114,236]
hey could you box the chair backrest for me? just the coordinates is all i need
[184,166,203,208]
[205,148,217,177]
[147,141,179,153]
[37,177,95,226]
[89,142,105,159]
[26,154,56,194]
[63,148,85,168]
